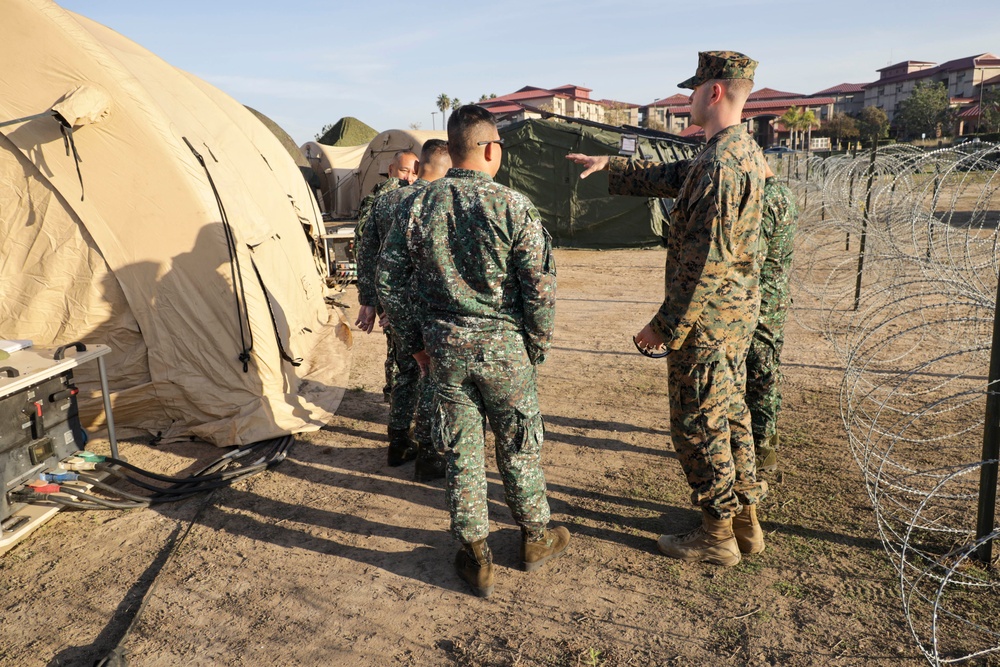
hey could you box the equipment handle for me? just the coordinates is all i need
[0,366,19,378]
[54,341,87,360]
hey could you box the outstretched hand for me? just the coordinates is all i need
[566,153,610,179]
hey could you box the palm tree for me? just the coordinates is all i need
[779,107,801,149]
[451,97,462,113]
[436,93,450,127]
[799,109,820,152]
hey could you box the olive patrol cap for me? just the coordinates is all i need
[678,51,757,89]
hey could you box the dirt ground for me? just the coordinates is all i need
[0,245,928,667]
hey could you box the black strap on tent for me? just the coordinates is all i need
[183,136,254,373]
[1,110,86,201]
[251,261,302,367]
[57,118,86,201]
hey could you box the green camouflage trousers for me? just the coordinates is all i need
[389,330,434,442]
[430,336,550,544]
[745,307,787,448]
[667,341,768,519]
[383,329,398,398]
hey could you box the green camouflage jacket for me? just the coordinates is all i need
[377,168,556,364]
[356,179,429,307]
[354,177,403,250]
[758,177,798,317]
[608,124,766,349]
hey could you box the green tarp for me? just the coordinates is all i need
[497,118,698,249]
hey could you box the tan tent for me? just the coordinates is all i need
[0,0,351,446]
[356,129,447,202]
[301,141,367,219]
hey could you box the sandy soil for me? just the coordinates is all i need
[1,245,927,667]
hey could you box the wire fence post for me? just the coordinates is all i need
[853,142,878,311]
[976,271,1000,564]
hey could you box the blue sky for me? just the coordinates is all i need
[60,1,1000,145]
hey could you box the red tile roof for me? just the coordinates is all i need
[812,83,867,95]
[957,104,981,119]
[647,93,690,107]
[748,87,802,100]
[679,124,704,138]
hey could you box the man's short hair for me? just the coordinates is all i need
[721,78,753,105]
[420,138,449,164]
[390,150,418,168]
[447,105,497,161]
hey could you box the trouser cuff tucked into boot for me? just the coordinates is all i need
[521,525,570,572]
[387,428,417,466]
[657,509,741,567]
[414,442,446,482]
[732,504,765,554]
[455,539,495,598]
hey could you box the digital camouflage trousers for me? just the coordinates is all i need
[746,307,787,450]
[430,337,550,544]
[389,330,433,443]
[667,340,768,519]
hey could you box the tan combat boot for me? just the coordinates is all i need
[732,504,765,554]
[455,539,495,598]
[521,525,571,572]
[656,510,741,566]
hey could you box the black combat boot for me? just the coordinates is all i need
[413,442,446,482]
[521,525,570,572]
[387,428,417,466]
[455,539,494,598]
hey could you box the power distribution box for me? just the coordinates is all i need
[0,370,86,521]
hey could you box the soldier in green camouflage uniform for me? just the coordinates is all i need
[747,165,798,472]
[379,105,569,597]
[568,51,768,567]
[365,140,452,475]
[355,151,418,403]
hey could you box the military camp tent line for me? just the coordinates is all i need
[0,0,351,447]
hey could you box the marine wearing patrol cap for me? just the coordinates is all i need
[678,50,757,89]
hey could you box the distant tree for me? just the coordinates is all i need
[799,108,820,151]
[479,93,498,101]
[895,81,954,140]
[819,112,860,150]
[436,93,451,126]
[980,88,1000,133]
[409,122,422,130]
[315,123,335,141]
[779,107,802,149]
[857,106,890,146]
[451,97,462,112]
[604,102,632,127]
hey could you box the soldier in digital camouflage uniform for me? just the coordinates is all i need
[364,140,452,476]
[567,51,768,567]
[747,163,798,473]
[355,150,418,403]
[379,105,569,598]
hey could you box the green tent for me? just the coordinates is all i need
[318,116,378,147]
[497,118,698,248]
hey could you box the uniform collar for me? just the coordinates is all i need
[706,124,745,147]
[446,167,493,182]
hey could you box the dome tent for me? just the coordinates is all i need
[0,0,351,446]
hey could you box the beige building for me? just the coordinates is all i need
[479,84,641,128]
[863,53,1000,122]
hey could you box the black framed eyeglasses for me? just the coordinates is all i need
[477,139,505,147]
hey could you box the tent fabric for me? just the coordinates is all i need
[497,119,698,249]
[0,0,351,446]
[356,129,447,202]
[301,141,367,219]
[317,116,378,148]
